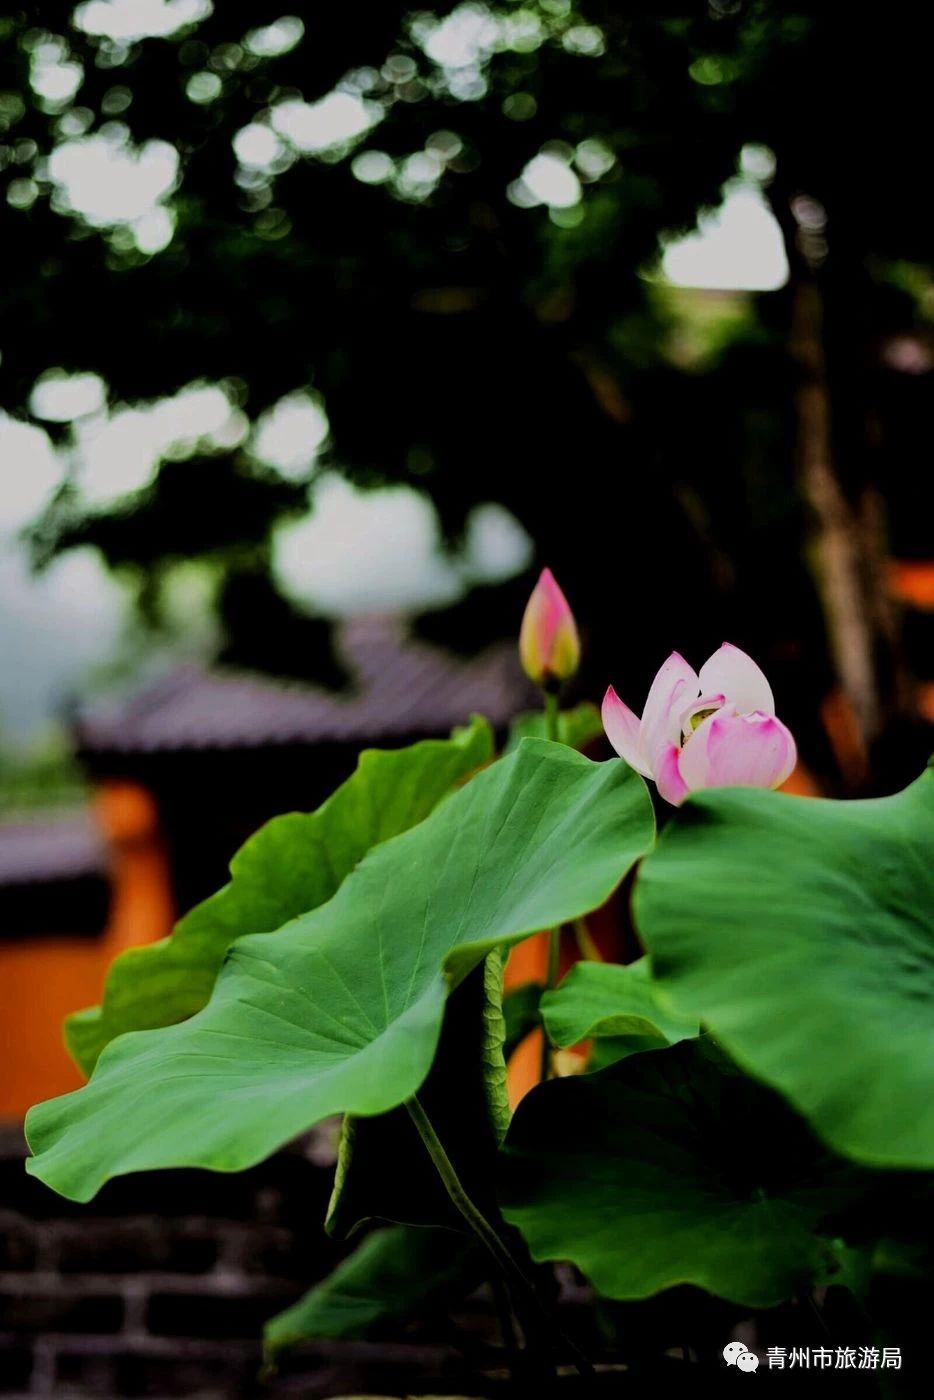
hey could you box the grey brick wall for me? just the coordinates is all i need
[0,1123,346,1397]
[0,1125,506,1399]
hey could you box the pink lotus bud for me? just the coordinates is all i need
[519,568,580,689]
[603,642,797,805]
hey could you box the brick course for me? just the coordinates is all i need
[1,1124,526,1398]
[0,1123,355,1397]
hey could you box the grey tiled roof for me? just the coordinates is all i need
[0,810,108,888]
[75,615,536,754]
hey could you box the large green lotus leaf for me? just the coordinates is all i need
[66,718,493,1075]
[27,741,654,1202]
[633,768,934,1168]
[264,1225,480,1361]
[500,1041,867,1309]
[541,959,698,1067]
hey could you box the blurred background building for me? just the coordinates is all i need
[0,616,533,1118]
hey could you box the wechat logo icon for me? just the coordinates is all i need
[724,1342,759,1373]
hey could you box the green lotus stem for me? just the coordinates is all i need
[543,689,560,742]
[573,917,603,962]
[405,1095,525,1282]
[544,926,561,993]
[538,926,561,1084]
[537,688,562,1083]
[405,1095,590,1379]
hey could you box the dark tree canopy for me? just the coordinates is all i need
[1,2,931,787]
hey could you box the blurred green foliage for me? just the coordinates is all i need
[1,2,932,783]
[0,732,88,813]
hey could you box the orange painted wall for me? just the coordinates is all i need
[0,782,175,1120]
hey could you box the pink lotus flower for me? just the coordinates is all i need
[519,568,580,689]
[602,643,796,805]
